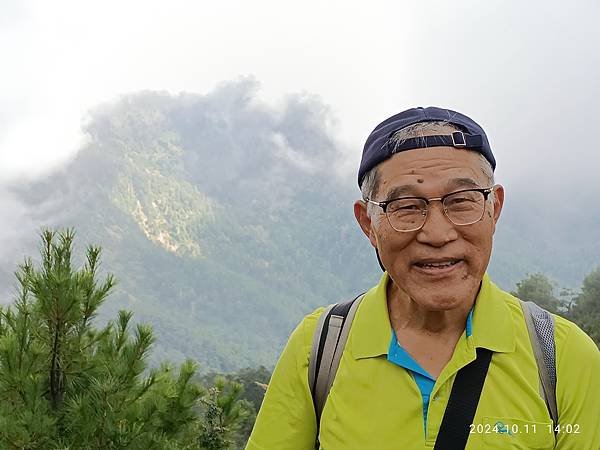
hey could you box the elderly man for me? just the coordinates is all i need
[246,107,600,449]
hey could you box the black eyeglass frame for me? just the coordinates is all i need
[364,187,495,232]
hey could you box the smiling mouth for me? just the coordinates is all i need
[413,259,462,269]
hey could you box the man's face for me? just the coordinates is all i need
[354,147,504,311]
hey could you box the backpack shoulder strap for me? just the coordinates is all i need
[520,300,558,426]
[308,293,365,446]
[308,303,335,404]
[434,347,493,449]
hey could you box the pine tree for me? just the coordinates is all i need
[0,229,213,449]
[196,366,270,447]
[197,377,252,450]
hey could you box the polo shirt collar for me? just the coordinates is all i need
[470,272,516,353]
[349,271,515,360]
[349,272,392,359]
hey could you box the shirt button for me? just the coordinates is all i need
[433,395,439,401]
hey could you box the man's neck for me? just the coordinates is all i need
[386,279,477,378]
[386,279,474,338]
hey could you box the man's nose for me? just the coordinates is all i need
[416,201,458,246]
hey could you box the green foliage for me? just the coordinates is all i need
[0,229,249,449]
[511,272,561,313]
[512,270,600,347]
[196,367,270,448]
[570,268,600,345]
[197,367,270,413]
[197,378,253,450]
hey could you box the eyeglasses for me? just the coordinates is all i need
[365,187,494,232]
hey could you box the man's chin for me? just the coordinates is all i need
[404,283,476,312]
[409,295,464,312]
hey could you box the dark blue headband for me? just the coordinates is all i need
[358,107,496,188]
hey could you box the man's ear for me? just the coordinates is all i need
[491,184,505,233]
[354,200,378,248]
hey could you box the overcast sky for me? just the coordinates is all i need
[1,0,599,193]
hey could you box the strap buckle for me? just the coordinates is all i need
[451,131,466,147]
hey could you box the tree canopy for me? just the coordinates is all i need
[511,272,560,313]
[570,268,600,344]
[0,229,250,449]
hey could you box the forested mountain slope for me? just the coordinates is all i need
[3,80,598,371]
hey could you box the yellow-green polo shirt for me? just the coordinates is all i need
[246,272,600,450]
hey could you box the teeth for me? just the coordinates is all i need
[419,260,458,268]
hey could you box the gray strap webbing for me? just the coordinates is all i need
[324,297,363,402]
[520,300,559,426]
[314,314,344,417]
[309,295,365,448]
[308,304,334,401]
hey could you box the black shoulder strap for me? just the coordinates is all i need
[434,348,493,450]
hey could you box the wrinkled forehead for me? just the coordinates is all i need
[375,147,492,198]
